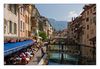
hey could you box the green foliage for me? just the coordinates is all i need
[39,31,47,40]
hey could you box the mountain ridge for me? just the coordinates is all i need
[48,18,67,31]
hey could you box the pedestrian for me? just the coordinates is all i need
[41,47,45,57]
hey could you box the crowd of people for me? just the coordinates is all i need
[4,42,45,65]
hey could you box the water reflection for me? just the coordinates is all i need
[48,45,79,65]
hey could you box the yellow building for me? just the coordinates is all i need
[4,4,18,42]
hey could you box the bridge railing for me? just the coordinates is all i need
[46,41,96,65]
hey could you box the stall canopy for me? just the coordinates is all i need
[4,40,35,56]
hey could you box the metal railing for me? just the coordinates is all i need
[46,39,96,65]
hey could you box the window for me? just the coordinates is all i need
[27,16,29,23]
[8,4,12,11]
[86,17,89,22]
[4,19,7,34]
[9,21,12,33]
[23,22,24,32]
[87,11,89,15]
[13,5,17,15]
[87,25,89,30]
[87,34,89,39]
[19,6,23,14]
[94,7,96,11]
[11,4,15,14]
[91,29,94,34]
[90,9,92,13]
[93,16,96,25]
[90,41,92,45]
[20,8,23,14]
[8,4,17,15]
[25,15,27,23]
[21,8,23,13]
[90,18,92,24]
[71,28,73,31]
[19,8,21,13]
[20,21,22,31]
[14,23,17,34]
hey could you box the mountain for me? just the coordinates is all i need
[48,18,67,31]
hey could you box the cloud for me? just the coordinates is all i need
[67,11,79,21]
[69,11,78,17]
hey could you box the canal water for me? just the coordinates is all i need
[48,45,79,65]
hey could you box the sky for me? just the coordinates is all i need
[35,4,85,21]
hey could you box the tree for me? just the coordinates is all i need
[39,31,47,41]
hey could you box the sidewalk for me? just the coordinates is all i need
[27,48,42,65]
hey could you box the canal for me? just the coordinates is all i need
[48,45,80,65]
